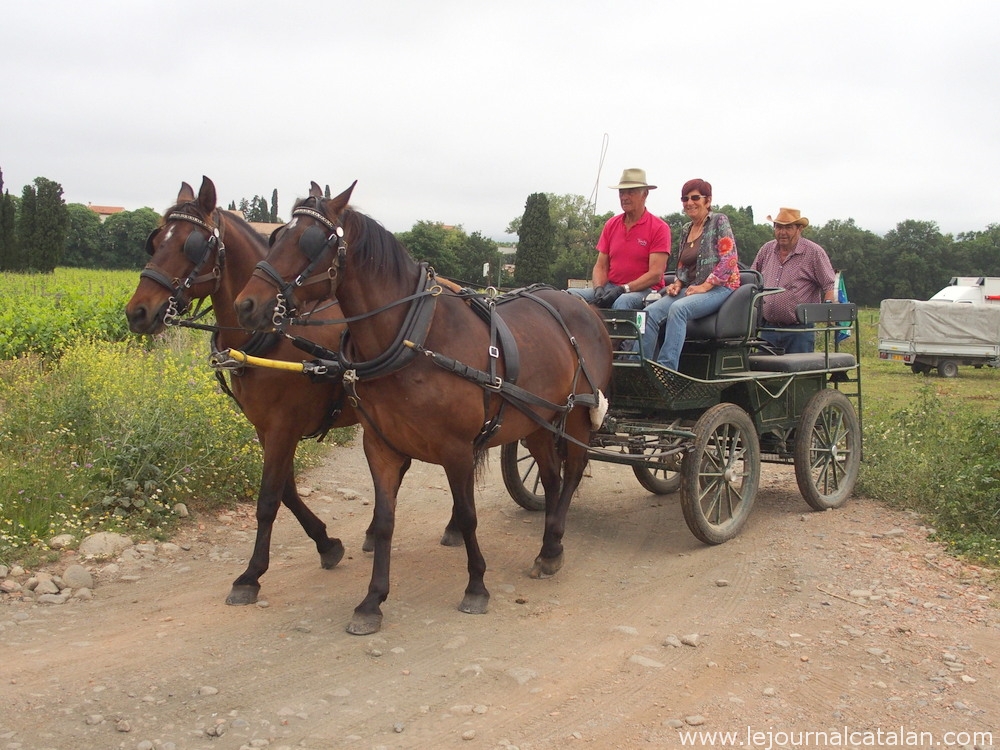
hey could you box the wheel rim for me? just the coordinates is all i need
[794,390,861,510]
[696,421,754,525]
[804,401,854,496]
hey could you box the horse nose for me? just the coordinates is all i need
[235,296,256,327]
[125,304,147,333]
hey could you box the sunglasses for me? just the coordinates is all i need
[681,195,705,203]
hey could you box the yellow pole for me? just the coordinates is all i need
[224,349,308,373]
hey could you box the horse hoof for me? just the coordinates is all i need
[346,612,383,635]
[439,528,463,547]
[459,592,490,615]
[320,540,345,569]
[226,584,261,605]
[528,553,564,579]
[362,533,375,553]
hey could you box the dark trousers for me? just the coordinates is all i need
[760,322,815,354]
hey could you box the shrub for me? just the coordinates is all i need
[860,385,1000,566]
[0,339,262,560]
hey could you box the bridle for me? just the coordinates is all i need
[141,209,226,324]
[251,204,348,328]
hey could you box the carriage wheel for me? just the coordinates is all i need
[793,389,861,511]
[500,441,546,512]
[631,439,682,495]
[681,403,760,545]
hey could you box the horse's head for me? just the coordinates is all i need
[125,176,227,334]
[235,181,355,331]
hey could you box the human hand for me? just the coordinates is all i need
[666,281,682,297]
[596,284,625,307]
[589,284,606,304]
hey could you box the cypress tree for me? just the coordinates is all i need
[29,177,68,272]
[0,168,17,271]
[513,193,555,285]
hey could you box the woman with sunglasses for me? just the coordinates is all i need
[640,178,740,370]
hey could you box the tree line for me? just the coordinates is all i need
[3,167,998,309]
[510,193,1000,308]
[0,170,293,273]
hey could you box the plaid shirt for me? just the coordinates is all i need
[752,237,836,325]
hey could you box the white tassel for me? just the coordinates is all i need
[590,390,609,430]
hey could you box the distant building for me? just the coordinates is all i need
[87,204,125,223]
[224,209,283,240]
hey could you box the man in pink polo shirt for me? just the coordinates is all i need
[752,207,837,353]
[569,168,671,310]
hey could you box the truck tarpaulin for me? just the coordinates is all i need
[878,299,1000,346]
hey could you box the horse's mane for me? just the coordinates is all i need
[294,196,416,285]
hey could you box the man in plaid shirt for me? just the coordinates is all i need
[752,207,837,354]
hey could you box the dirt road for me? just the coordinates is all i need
[2,440,997,749]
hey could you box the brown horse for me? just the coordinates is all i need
[235,182,613,635]
[125,177,361,606]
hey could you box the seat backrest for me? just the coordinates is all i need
[685,269,763,340]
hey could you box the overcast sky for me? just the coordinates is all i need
[3,1,998,243]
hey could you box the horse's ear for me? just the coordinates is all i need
[309,181,323,198]
[197,176,217,213]
[329,180,357,213]
[177,182,196,203]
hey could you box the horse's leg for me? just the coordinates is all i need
[279,473,345,569]
[528,417,590,579]
[226,431,343,605]
[442,460,489,615]
[362,456,410,553]
[360,458,461,550]
[348,432,409,635]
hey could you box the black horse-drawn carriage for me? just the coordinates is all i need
[500,270,862,545]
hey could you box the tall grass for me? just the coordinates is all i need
[0,338,263,561]
[0,269,353,565]
[857,313,1000,566]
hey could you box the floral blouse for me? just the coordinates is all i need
[675,212,740,290]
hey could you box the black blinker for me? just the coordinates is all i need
[144,228,161,256]
[183,230,211,264]
[299,225,330,261]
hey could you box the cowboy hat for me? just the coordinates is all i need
[767,207,809,227]
[609,168,657,190]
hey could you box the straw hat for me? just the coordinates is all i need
[609,168,656,190]
[767,207,809,227]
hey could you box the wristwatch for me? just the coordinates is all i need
[624,284,631,293]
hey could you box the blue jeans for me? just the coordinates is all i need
[761,324,815,354]
[567,287,646,310]
[641,285,733,369]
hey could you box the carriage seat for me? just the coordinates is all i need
[748,351,856,372]
[682,269,762,341]
[748,302,858,372]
